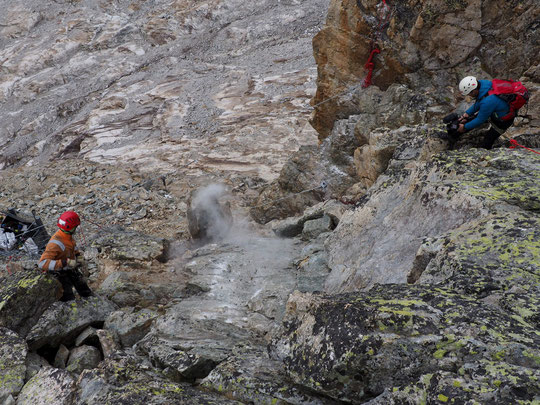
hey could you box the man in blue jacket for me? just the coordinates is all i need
[457,76,514,149]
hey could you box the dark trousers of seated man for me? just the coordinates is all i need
[482,115,514,149]
[54,269,93,302]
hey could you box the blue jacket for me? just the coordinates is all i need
[464,80,511,131]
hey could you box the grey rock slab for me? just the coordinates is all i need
[53,344,70,369]
[17,368,76,405]
[272,286,540,404]
[161,233,301,337]
[148,343,218,383]
[325,133,540,293]
[301,214,333,240]
[75,326,100,347]
[24,352,50,381]
[0,0,326,183]
[98,272,158,307]
[0,327,27,402]
[96,329,120,359]
[0,270,60,336]
[271,200,348,237]
[201,345,337,404]
[66,345,102,374]
[76,352,241,405]
[26,296,117,350]
[92,229,168,262]
[104,308,157,347]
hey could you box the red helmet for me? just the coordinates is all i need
[58,211,81,231]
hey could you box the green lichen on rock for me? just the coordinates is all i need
[431,148,540,211]
[200,346,320,404]
[77,352,240,404]
[0,328,28,401]
[0,269,60,336]
[274,283,540,404]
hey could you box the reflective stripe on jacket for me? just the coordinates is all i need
[38,230,77,271]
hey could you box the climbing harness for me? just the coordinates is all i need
[509,139,540,155]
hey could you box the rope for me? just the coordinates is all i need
[361,0,391,88]
[509,139,540,155]
[314,0,392,107]
[362,48,381,88]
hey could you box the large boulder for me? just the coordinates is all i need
[201,345,331,404]
[324,129,540,293]
[16,368,77,405]
[271,287,540,404]
[0,269,60,336]
[104,308,157,347]
[26,296,117,350]
[0,327,27,402]
[98,272,161,308]
[250,117,362,224]
[92,227,169,263]
[187,184,233,241]
[76,352,241,405]
[66,345,102,374]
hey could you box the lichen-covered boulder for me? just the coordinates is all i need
[17,367,76,405]
[104,308,157,347]
[0,327,27,402]
[25,352,49,380]
[412,213,540,324]
[325,137,540,293]
[26,296,117,350]
[66,345,102,374]
[201,345,330,405]
[98,272,159,307]
[0,270,60,336]
[148,343,219,383]
[272,287,540,404]
[75,352,240,405]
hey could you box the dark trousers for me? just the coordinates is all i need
[54,269,93,301]
[482,116,514,149]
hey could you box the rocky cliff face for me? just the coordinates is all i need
[0,0,327,181]
[311,0,540,138]
[1,0,539,404]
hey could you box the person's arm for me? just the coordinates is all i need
[465,102,479,116]
[38,242,65,271]
[464,100,495,131]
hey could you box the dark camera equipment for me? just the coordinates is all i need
[443,113,461,138]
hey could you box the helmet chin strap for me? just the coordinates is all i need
[60,227,76,235]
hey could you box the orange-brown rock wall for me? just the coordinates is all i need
[312,0,540,138]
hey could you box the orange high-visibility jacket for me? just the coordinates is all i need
[38,229,78,271]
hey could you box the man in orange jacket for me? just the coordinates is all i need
[38,211,93,301]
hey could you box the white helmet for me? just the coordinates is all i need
[459,76,478,96]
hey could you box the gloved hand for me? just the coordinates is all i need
[66,259,77,268]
